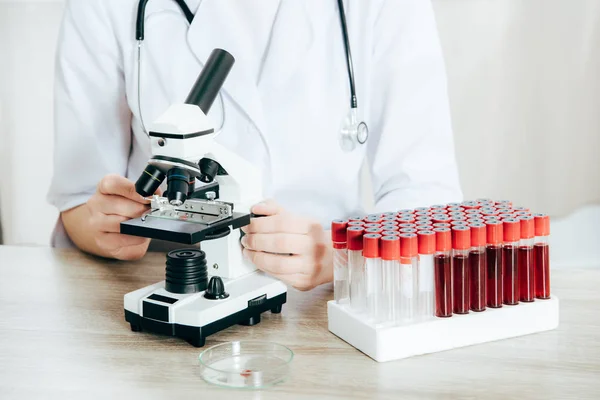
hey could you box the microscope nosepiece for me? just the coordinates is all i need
[166,168,192,206]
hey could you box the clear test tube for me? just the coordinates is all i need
[398,233,419,324]
[518,215,535,302]
[417,230,436,319]
[332,219,349,304]
[534,213,551,299]
[347,226,366,312]
[452,226,471,315]
[486,220,503,308]
[469,222,487,312]
[363,234,382,321]
[380,235,400,323]
[434,227,452,317]
[502,218,520,305]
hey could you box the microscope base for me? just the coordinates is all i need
[124,272,287,347]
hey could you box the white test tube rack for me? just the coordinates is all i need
[327,297,560,363]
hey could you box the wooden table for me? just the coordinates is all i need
[0,246,598,399]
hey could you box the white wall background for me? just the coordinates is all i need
[0,0,599,267]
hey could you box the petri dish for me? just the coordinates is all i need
[198,341,293,389]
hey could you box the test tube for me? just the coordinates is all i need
[469,222,487,312]
[432,214,451,224]
[332,220,349,304]
[363,234,382,321]
[397,216,415,224]
[495,200,513,208]
[451,221,469,227]
[365,227,384,234]
[364,223,381,229]
[415,221,433,230]
[534,213,551,299]
[380,235,400,323]
[518,215,535,302]
[434,227,452,318]
[446,202,462,208]
[400,227,418,234]
[347,226,366,312]
[417,230,436,319]
[398,233,419,323]
[433,222,451,229]
[382,230,400,237]
[486,220,503,308]
[398,223,415,229]
[452,226,471,314]
[461,201,480,210]
[414,207,430,214]
[348,221,365,227]
[502,218,520,305]
[397,209,414,215]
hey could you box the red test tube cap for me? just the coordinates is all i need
[518,215,535,239]
[363,234,381,258]
[381,235,400,260]
[397,209,414,215]
[348,216,364,222]
[348,221,364,227]
[331,219,348,248]
[469,222,486,247]
[485,220,503,245]
[347,226,365,250]
[400,227,417,234]
[400,233,418,258]
[502,218,520,243]
[451,220,469,227]
[452,226,471,250]
[364,223,381,229]
[365,227,383,234]
[432,214,451,223]
[433,222,451,228]
[398,223,415,229]
[534,213,550,236]
[382,230,400,236]
[461,201,480,209]
[417,230,436,255]
[434,227,452,252]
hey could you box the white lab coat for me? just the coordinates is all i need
[47,0,462,247]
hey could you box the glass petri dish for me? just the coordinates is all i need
[198,341,293,389]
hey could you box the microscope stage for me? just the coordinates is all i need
[124,271,287,347]
[120,212,250,244]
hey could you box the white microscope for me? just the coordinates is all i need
[120,48,287,347]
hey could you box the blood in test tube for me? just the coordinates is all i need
[518,215,535,302]
[363,234,382,321]
[452,226,471,314]
[434,227,452,318]
[417,230,436,319]
[347,226,367,311]
[332,219,349,304]
[380,235,400,323]
[502,218,520,305]
[486,220,503,308]
[534,213,551,299]
[469,222,487,312]
[398,233,419,323]
[433,222,451,228]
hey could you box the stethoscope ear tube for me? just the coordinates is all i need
[136,0,195,41]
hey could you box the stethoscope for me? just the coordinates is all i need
[135,0,368,152]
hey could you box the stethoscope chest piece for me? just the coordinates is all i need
[339,108,369,152]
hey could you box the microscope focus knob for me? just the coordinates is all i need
[204,276,229,300]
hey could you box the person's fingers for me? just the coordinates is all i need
[243,249,306,276]
[241,233,313,255]
[250,199,283,216]
[266,272,318,292]
[242,214,318,235]
[111,241,151,261]
[96,232,149,251]
[90,194,149,219]
[97,174,150,204]
[89,214,130,233]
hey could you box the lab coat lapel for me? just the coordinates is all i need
[186,0,281,136]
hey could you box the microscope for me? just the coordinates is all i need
[120,48,287,347]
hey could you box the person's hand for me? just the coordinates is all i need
[62,174,156,261]
[240,200,333,291]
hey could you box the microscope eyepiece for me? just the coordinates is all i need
[135,164,166,197]
[166,168,192,206]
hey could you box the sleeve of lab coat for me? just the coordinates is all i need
[366,0,463,212]
[46,0,132,213]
